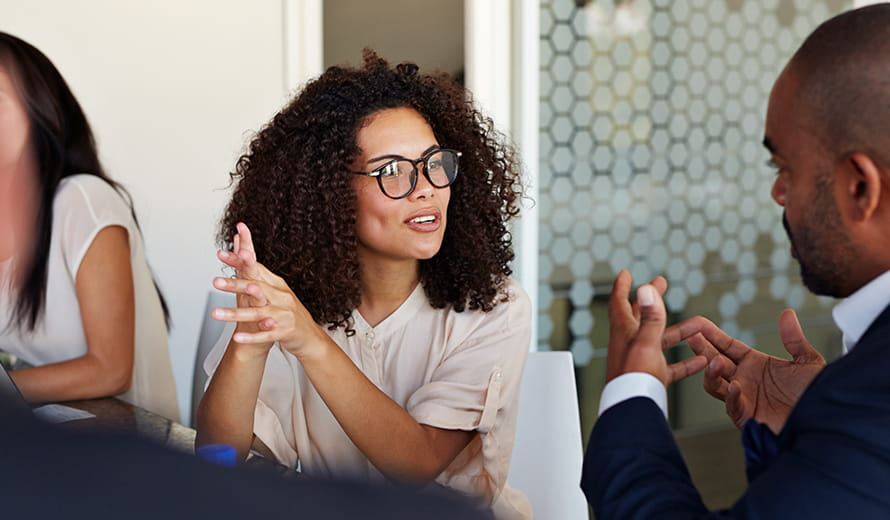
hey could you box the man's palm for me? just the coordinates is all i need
[683,309,826,434]
[717,345,824,432]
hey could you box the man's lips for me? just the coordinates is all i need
[782,212,797,259]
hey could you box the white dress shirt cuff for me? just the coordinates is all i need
[598,372,668,419]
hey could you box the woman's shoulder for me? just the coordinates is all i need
[502,277,530,306]
[434,277,532,358]
[54,174,131,221]
[493,276,531,321]
[56,174,121,201]
[443,277,531,332]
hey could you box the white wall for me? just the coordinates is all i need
[0,0,295,423]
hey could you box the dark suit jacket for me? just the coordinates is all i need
[581,304,890,519]
[0,399,491,520]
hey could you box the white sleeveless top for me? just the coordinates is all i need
[0,174,179,420]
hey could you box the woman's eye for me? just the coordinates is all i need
[428,159,442,171]
[380,163,400,177]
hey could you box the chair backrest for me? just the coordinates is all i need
[507,351,589,520]
[190,290,234,426]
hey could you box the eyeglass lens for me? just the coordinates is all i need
[379,150,459,198]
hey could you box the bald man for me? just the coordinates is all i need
[582,4,890,518]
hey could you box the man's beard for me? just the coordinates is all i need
[782,194,856,298]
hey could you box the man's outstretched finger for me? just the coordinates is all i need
[632,276,669,321]
[725,380,752,429]
[609,270,633,320]
[703,357,732,400]
[693,324,753,364]
[778,309,824,364]
[685,332,719,359]
[633,284,666,350]
[667,355,708,384]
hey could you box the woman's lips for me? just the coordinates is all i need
[405,210,442,232]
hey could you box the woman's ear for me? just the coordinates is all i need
[845,152,883,222]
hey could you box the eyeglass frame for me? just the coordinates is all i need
[352,148,461,200]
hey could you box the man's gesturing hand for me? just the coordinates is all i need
[606,270,708,386]
[681,309,826,433]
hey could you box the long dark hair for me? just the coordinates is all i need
[220,50,523,333]
[0,32,168,331]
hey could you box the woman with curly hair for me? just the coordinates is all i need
[197,51,531,519]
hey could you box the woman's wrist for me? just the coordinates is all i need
[230,339,273,363]
[286,325,334,364]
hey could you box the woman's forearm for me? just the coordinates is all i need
[299,338,474,482]
[14,226,138,403]
[12,353,132,403]
[195,340,269,460]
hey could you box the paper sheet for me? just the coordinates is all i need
[33,404,96,423]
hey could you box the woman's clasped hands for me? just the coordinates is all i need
[211,222,326,359]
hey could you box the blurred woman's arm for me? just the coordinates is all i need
[12,226,135,401]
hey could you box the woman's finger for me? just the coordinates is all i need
[233,329,282,345]
[213,276,268,309]
[236,223,258,262]
[257,317,277,331]
[233,222,262,280]
[254,261,287,286]
[217,249,244,270]
[211,305,279,323]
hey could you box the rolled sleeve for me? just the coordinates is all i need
[406,281,531,511]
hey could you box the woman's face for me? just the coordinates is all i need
[0,64,36,260]
[0,65,32,174]
[351,107,451,268]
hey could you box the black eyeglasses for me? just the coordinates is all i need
[353,149,461,199]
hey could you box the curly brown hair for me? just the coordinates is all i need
[219,50,523,332]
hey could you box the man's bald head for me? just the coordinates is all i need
[788,3,890,167]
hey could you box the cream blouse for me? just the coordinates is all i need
[205,277,531,519]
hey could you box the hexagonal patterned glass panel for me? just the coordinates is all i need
[538,0,851,435]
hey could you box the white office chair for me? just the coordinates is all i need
[507,351,589,520]
[190,290,234,426]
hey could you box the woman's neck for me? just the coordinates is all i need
[357,258,421,328]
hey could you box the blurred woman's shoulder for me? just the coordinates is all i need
[54,174,131,222]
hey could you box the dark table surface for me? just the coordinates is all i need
[60,397,197,453]
[58,396,296,476]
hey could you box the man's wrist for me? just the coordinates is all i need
[599,372,668,419]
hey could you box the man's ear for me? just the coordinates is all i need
[845,152,883,222]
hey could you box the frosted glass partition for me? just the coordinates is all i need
[537,0,851,434]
